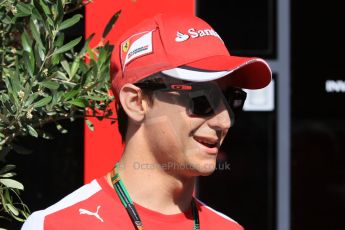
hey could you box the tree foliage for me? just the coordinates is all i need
[0,0,119,225]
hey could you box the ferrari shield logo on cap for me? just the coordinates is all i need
[120,30,154,71]
[122,40,130,53]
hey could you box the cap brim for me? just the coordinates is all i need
[161,55,272,89]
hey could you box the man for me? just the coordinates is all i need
[22,13,271,229]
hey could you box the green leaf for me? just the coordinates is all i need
[2,15,14,24]
[0,179,24,190]
[59,14,82,31]
[16,2,33,17]
[51,53,61,65]
[33,44,42,68]
[56,124,68,134]
[79,33,95,56]
[21,31,32,53]
[0,165,16,175]
[56,0,64,24]
[55,33,65,47]
[0,172,16,178]
[23,52,35,77]
[47,17,54,27]
[84,95,108,101]
[52,36,82,55]
[46,111,57,116]
[4,100,17,114]
[86,46,95,60]
[7,78,20,109]
[29,18,44,49]
[38,45,46,61]
[27,125,38,138]
[29,51,36,73]
[54,71,68,80]
[9,72,22,93]
[63,89,80,101]
[90,59,98,79]
[70,58,80,78]
[39,0,51,15]
[39,80,60,90]
[61,60,71,76]
[24,93,39,108]
[3,74,13,92]
[102,10,121,39]
[42,132,54,139]
[34,96,52,108]
[0,100,13,119]
[31,7,43,21]
[78,61,89,74]
[6,203,19,216]
[86,120,94,131]
[98,47,108,66]
[68,99,86,108]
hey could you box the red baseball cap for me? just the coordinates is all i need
[111,13,272,96]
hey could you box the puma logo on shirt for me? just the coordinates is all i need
[79,205,104,222]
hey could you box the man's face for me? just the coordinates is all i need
[142,81,232,177]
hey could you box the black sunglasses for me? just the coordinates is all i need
[134,82,247,124]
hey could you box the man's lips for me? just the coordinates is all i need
[193,136,219,148]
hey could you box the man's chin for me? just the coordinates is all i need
[192,163,217,176]
[198,171,215,177]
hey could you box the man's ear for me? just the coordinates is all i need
[119,83,147,122]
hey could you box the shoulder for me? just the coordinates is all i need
[195,198,244,230]
[21,179,103,230]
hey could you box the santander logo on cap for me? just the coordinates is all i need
[175,31,190,42]
[175,28,222,42]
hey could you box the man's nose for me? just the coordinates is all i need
[207,104,231,131]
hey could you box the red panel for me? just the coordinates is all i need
[84,0,195,183]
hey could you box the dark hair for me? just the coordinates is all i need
[116,103,129,142]
[116,73,167,142]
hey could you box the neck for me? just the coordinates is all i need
[106,148,195,215]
